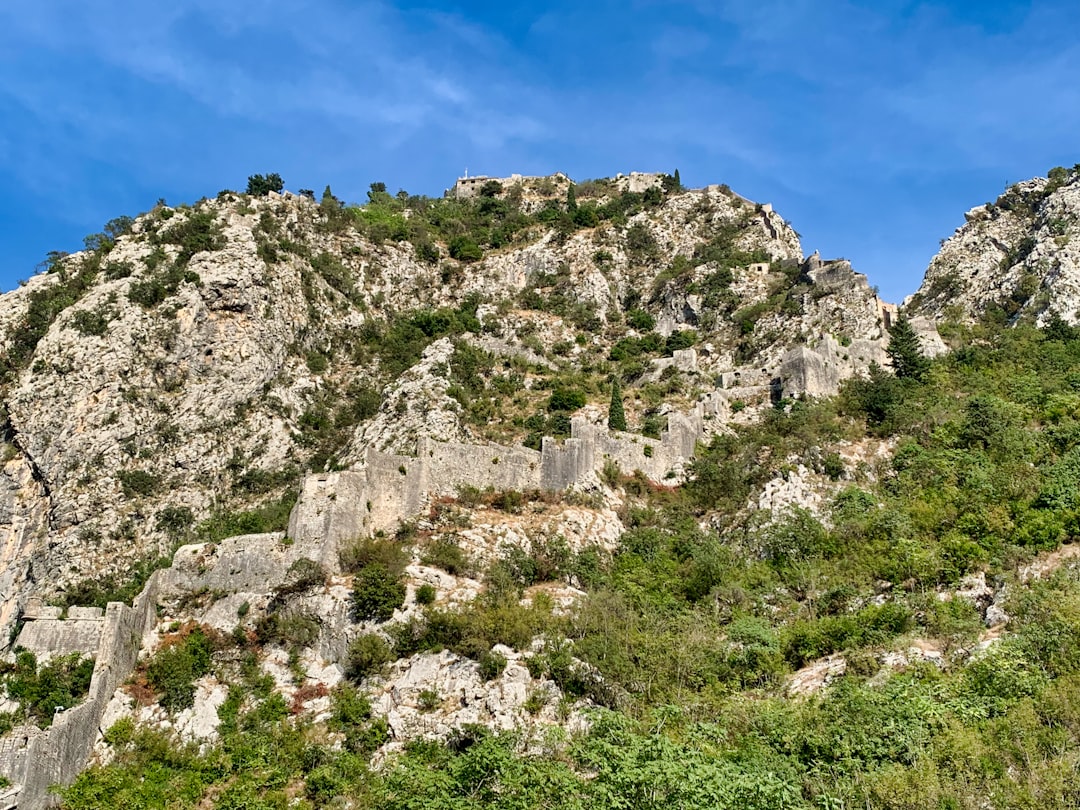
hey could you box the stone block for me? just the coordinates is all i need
[66,607,104,620]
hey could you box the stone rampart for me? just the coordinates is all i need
[5,573,161,809]
[290,403,710,548]
[779,333,891,400]
[421,437,543,496]
[12,615,103,664]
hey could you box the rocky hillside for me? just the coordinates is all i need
[4,169,1080,809]
[909,165,1080,324]
[0,174,891,632]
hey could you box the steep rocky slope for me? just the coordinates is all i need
[909,165,1080,324]
[0,172,928,808]
[7,169,1080,809]
[0,175,892,632]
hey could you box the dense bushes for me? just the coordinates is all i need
[144,626,213,712]
[3,650,94,726]
[351,565,406,622]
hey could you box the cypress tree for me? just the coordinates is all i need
[566,183,578,212]
[673,168,681,190]
[886,315,929,381]
[608,378,628,432]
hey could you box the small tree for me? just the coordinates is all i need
[566,183,578,212]
[608,378,627,432]
[367,182,390,203]
[246,173,284,195]
[448,235,483,263]
[662,169,683,193]
[351,564,405,622]
[886,315,929,381]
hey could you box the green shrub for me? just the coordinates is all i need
[196,492,297,541]
[146,626,213,712]
[70,308,110,336]
[548,387,586,412]
[155,505,194,537]
[257,610,321,650]
[246,173,284,195]
[351,564,406,622]
[158,210,224,265]
[625,308,655,331]
[4,650,95,726]
[421,536,470,576]
[478,649,508,681]
[117,469,160,498]
[57,552,172,610]
[448,235,483,262]
[415,584,437,605]
[339,537,409,576]
[346,633,393,680]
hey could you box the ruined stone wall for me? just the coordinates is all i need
[13,602,105,664]
[8,573,161,809]
[422,438,542,495]
[291,404,711,550]
[540,436,593,491]
[289,441,544,548]
[779,333,891,400]
[363,448,428,535]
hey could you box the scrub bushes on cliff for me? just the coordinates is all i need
[145,625,213,712]
[351,565,406,622]
[3,650,94,727]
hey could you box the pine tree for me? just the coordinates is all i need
[886,315,929,381]
[608,378,627,432]
[246,173,284,196]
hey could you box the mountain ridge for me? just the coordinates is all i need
[2,168,1080,808]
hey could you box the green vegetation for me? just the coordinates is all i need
[342,536,409,623]
[18,171,1080,808]
[57,551,174,610]
[144,625,213,712]
[351,565,406,622]
[886,314,929,380]
[607,378,627,431]
[246,173,284,196]
[117,469,161,498]
[196,492,297,542]
[2,650,94,727]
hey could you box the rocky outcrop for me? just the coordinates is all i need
[909,168,1080,324]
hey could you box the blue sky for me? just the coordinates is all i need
[1,1,1078,302]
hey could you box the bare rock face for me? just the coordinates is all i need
[345,338,469,458]
[909,168,1080,324]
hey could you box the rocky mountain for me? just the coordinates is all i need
[0,173,892,626]
[909,165,1080,324]
[6,168,1080,809]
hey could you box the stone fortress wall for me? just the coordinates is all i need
[0,577,161,809]
[450,170,665,199]
[289,389,730,549]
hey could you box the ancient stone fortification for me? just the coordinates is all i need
[450,172,571,199]
[289,398,721,548]
[0,576,160,809]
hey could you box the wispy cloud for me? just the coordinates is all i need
[0,1,1078,297]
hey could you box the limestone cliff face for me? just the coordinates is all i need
[0,176,897,643]
[909,168,1080,324]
